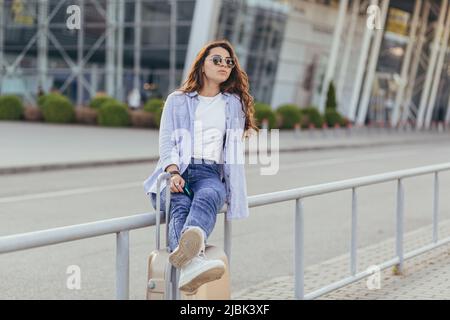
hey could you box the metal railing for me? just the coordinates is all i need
[0,163,449,299]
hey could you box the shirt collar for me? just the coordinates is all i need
[186,91,231,98]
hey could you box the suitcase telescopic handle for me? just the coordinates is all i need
[155,172,172,252]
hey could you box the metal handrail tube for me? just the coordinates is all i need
[0,213,157,254]
[246,163,450,209]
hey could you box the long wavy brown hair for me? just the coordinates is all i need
[179,40,259,138]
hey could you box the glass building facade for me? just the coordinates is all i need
[1,0,449,127]
[0,0,289,105]
[0,0,196,104]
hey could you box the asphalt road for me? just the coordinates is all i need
[1,140,450,299]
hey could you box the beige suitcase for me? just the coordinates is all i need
[146,179,231,300]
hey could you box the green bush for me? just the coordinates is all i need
[254,102,276,129]
[0,95,24,120]
[98,100,130,127]
[325,108,344,127]
[41,93,75,123]
[89,95,117,110]
[325,81,337,110]
[275,104,302,129]
[37,93,65,108]
[37,94,48,108]
[143,98,164,128]
[300,106,324,129]
[143,98,164,113]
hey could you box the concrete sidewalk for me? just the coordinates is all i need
[233,220,450,300]
[1,121,449,174]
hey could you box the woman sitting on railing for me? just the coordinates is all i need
[143,40,258,293]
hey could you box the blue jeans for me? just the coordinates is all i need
[150,157,227,252]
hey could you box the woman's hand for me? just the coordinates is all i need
[170,174,185,193]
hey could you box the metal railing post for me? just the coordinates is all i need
[224,215,232,270]
[155,189,161,251]
[155,173,170,251]
[396,179,404,273]
[116,231,129,300]
[433,172,439,243]
[165,184,171,248]
[294,198,305,300]
[351,188,358,276]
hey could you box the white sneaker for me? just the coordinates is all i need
[169,226,205,269]
[178,252,225,293]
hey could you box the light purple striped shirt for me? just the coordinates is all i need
[143,90,250,220]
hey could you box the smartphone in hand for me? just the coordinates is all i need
[183,182,194,200]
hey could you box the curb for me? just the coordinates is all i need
[0,157,159,175]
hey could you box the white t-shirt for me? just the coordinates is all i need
[193,93,226,163]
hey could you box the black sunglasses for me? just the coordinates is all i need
[208,54,236,69]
